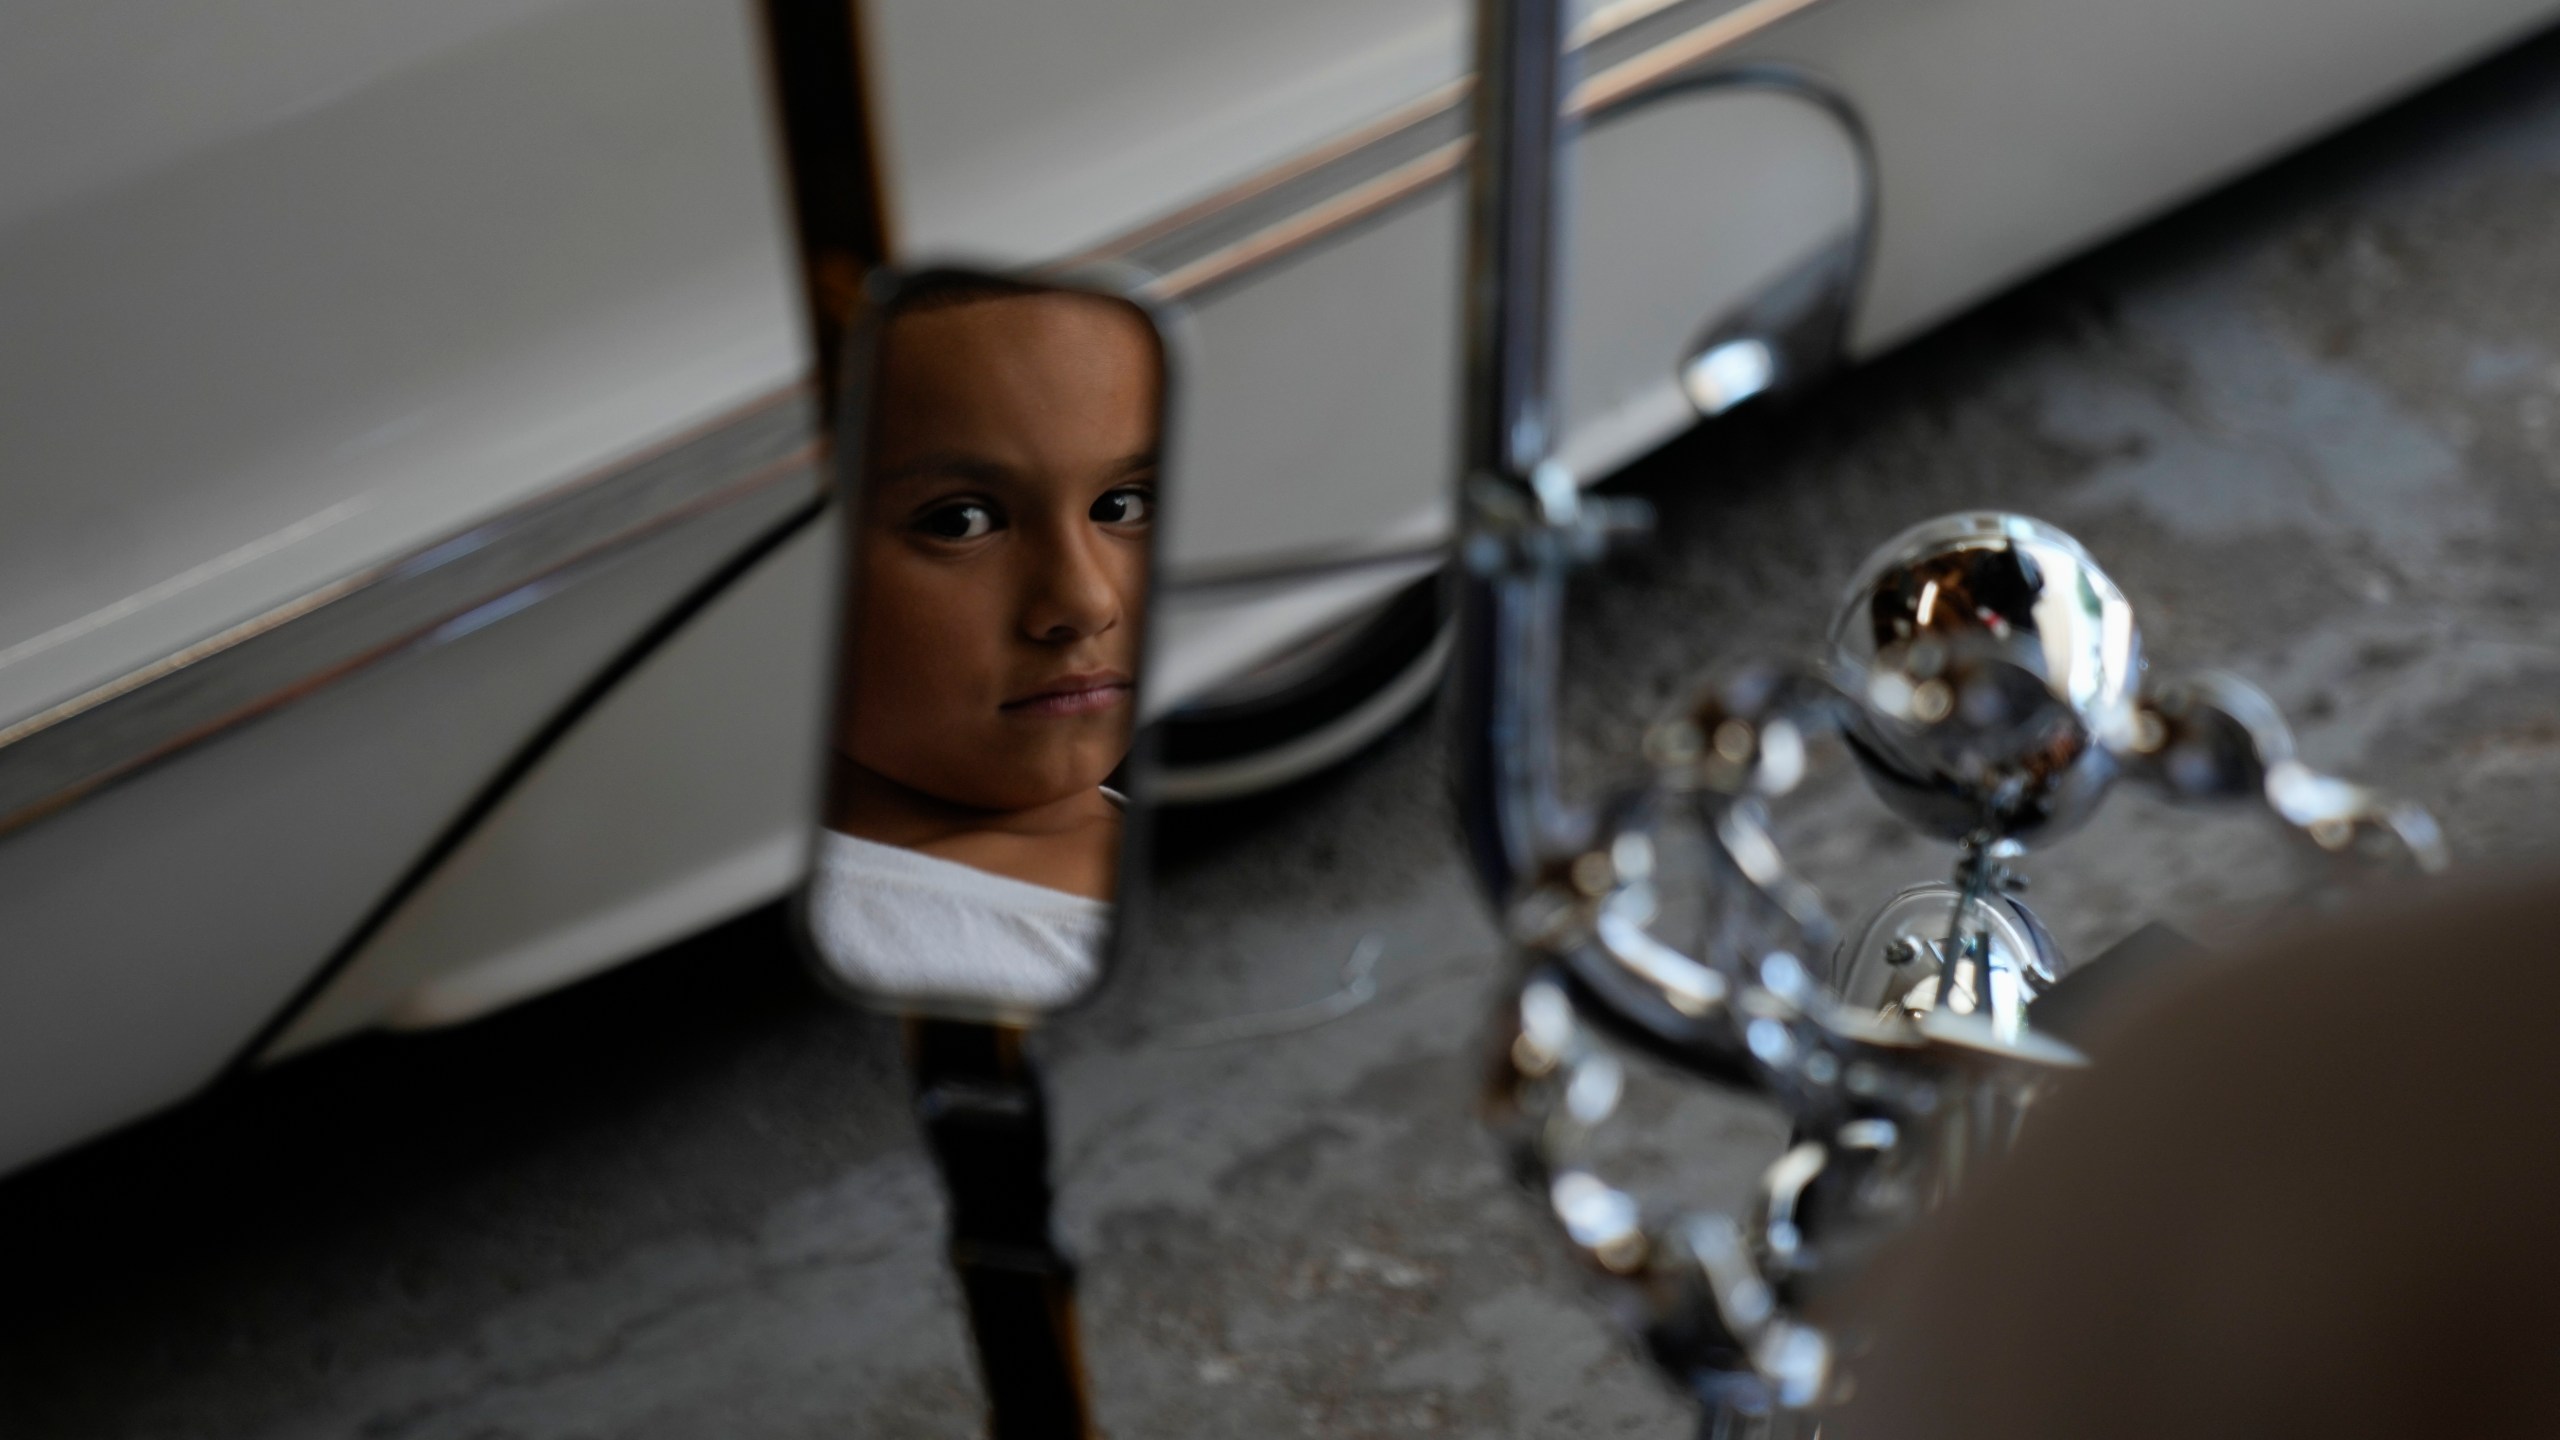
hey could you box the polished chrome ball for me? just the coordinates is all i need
[1829,513,2143,847]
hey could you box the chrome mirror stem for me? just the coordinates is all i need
[1452,0,1647,905]
[1459,0,1567,488]
[1452,0,1570,909]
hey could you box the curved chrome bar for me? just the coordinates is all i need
[2129,671,2451,873]
[1651,66,1882,419]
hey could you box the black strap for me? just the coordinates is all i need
[907,1019,1092,1440]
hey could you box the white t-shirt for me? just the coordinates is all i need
[810,827,1111,1015]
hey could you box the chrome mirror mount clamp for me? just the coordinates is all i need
[1457,462,1656,579]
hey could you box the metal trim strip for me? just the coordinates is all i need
[1071,0,1840,301]
[0,389,820,836]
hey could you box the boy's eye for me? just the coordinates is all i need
[1092,487,1152,526]
[916,501,996,541]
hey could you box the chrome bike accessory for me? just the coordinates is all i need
[1446,3,2447,1430]
[1474,510,2449,1435]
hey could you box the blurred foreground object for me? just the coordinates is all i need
[1835,873,2560,1440]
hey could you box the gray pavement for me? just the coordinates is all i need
[13,27,2560,1439]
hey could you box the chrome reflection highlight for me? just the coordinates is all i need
[1680,337,1777,414]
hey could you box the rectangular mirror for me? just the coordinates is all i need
[800,267,1168,1022]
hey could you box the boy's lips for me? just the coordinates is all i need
[1003,671,1133,718]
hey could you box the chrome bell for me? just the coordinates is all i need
[1829,512,2143,848]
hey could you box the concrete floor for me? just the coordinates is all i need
[13,25,2560,1440]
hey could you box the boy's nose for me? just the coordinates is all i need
[1021,531,1125,642]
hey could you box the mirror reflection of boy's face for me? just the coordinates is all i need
[842,291,1158,813]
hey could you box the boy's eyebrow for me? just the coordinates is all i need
[870,447,1162,490]
[870,452,1018,488]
